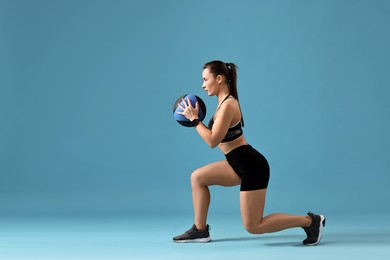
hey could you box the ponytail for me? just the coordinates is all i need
[203,60,244,127]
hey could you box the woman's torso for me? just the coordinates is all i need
[218,134,247,154]
[210,96,247,154]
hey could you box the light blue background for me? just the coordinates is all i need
[1,0,389,218]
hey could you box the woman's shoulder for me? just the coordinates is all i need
[223,96,239,107]
[218,97,240,115]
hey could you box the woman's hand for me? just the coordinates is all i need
[177,97,199,121]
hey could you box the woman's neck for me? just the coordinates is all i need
[217,85,230,103]
[216,90,231,110]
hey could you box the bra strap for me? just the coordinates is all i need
[217,95,232,111]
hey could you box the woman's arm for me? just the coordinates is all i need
[179,98,235,148]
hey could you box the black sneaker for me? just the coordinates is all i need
[302,212,326,246]
[173,224,211,243]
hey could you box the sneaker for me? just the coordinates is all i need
[173,224,211,243]
[302,212,326,246]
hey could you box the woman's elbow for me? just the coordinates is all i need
[206,140,220,148]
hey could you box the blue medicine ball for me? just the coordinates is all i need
[173,94,206,127]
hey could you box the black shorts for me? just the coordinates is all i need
[225,144,270,191]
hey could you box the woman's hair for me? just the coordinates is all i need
[203,60,244,126]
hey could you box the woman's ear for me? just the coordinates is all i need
[216,75,223,84]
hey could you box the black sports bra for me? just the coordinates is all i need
[207,95,243,143]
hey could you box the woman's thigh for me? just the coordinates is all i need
[240,189,267,227]
[192,160,241,187]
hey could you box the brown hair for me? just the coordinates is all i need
[203,60,244,126]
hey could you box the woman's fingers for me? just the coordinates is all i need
[177,97,199,119]
[187,97,193,108]
[177,102,185,110]
[182,98,189,108]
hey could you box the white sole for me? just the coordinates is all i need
[174,236,211,243]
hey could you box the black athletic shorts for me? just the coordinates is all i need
[225,144,270,191]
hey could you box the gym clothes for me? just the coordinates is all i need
[225,144,270,191]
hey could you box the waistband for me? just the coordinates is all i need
[224,144,252,157]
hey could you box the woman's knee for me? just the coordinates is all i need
[242,219,264,234]
[191,168,206,186]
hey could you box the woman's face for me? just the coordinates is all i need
[202,68,219,96]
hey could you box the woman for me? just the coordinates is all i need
[174,60,325,245]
